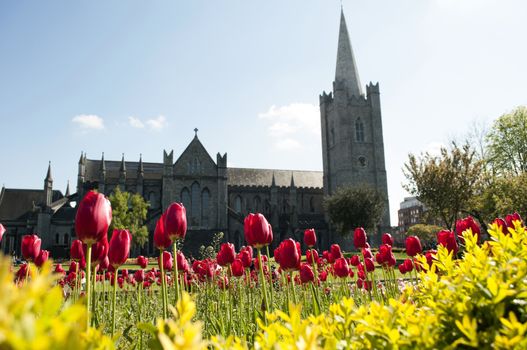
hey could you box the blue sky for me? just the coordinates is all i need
[1,0,526,225]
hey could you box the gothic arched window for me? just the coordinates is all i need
[253,196,261,213]
[191,182,200,225]
[181,188,191,217]
[149,191,157,209]
[55,233,59,245]
[355,118,365,142]
[201,188,210,227]
[234,196,242,214]
[309,197,315,213]
[64,233,70,246]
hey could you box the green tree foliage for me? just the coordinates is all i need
[403,143,483,230]
[324,186,385,235]
[477,172,527,221]
[108,187,149,249]
[406,224,444,248]
[486,106,527,176]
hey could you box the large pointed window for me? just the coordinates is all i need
[355,118,364,142]
[234,196,242,214]
[181,187,191,219]
[191,182,200,225]
[201,188,210,227]
[253,196,261,213]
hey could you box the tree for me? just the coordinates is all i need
[486,106,527,176]
[108,187,149,249]
[406,224,444,250]
[324,186,385,235]
[403,142,483,230]
[477,172,527,222]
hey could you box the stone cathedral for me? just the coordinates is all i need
[0,10,390,257]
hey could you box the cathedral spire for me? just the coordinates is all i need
[120,153,126,172]
[45,161,53,182]
[335,8,363,97]
[65,180,70,197]
[138,153,144,175]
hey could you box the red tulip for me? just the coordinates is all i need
[70,239,84,261]
[134,270,145,283]
[362,248,373,259]
[319,270,328,282]
[492,218,508,235]
[276,239,301,271]
[299,264,315,284]
[303,229,317,248]
[455,216,481,243]
[137,255,148,269]
[176,251,189,272]
[424,250,437,268]
[75,190,112,245]
[398,264,407,274]
[164,203,187,241]
[437,230,458,255]
[16,263,29,281]
[21,235,41,261]
[86,237,109,267]
[349,255,360,266]
[306,249,319,264]
[330,244,343,260]
[159,251,173,271]
[108,229,131,269]
[54,263,65,275]
[100,256,110,271]
[0,223,5,242]
[505,212,523,228]
[34,250,50,268]
[238,246,253,268]
[364,258,375,272]
[154,213,172,250]
[216,243,236,266]
[231,259,245,277]
[403,258,413,272]
[333,257,350,278]
[354,227,367,249]
[244,213,272,248]
[405,236,422,257]
[381,233,393,246]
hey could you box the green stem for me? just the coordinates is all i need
[265,245,274,310]
[86,244,92,330]
[159,250,167,319]
[257,248,270,314]
[173,242,180,304]
[111,267,119,336]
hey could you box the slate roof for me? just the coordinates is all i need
[0,188,62,221]
[227,168,323,188]
[84,159,163,181]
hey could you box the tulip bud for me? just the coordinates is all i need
[303,229,317,248]
[75,190,112,245]
[276,239,301,271]
[353,227,367,249]
[244,213,272,248]
[34,249,50,268]
[108,229,131,269]
[70,239,84,262]
[437,230,458,255]
[231,259,245,277]
[159,251,173,271]
[137,255,148,269]
[164,203,187,242]
[455,216,481,243]
[330,244,343,260]
[333,257,350,278]
[154,213,172,250]
[381,233,393,246]
[405,236,422,257]
[21,235,41,261]
[299,264,315,284]
[216,242,236,266]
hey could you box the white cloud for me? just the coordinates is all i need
[128,116,145,128]
[259,103,320,150]
[72,114,105,130]
[145,115,167,131]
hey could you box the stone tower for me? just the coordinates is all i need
[320,9,391,242]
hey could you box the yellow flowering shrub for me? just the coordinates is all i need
[0,256,113,350]
[249,221,527,349]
